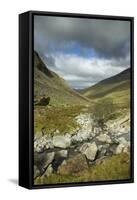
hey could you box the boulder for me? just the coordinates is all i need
[96,134,112,144]
[79,142,98,161]
[57,153,88,175]
[53,135,71,148]
[37,96,50,106]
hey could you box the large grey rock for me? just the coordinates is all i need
[96,134,112,144]
[53,135,71,148]
[43,152,55,169]
[79,142,98,161]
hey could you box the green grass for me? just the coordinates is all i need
[34,104,88,136]
[34,153,130,185]
[34,97,129,137]
[81,68,130,111]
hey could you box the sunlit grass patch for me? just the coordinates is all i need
[34,105,86,136]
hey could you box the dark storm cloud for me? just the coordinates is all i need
[34,16,130,59]
[34,15,130,89]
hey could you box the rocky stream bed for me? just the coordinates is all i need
[34,113,130,179]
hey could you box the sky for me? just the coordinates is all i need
[34,15,130,89]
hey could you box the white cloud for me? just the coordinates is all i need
[47,53,129,89]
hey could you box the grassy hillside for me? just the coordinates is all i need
[81,68,131,109]
[34,51,90,106]
[34,51,91,135]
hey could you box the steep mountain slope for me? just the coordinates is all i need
[34,51,89,106]
[81,68,131,108]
